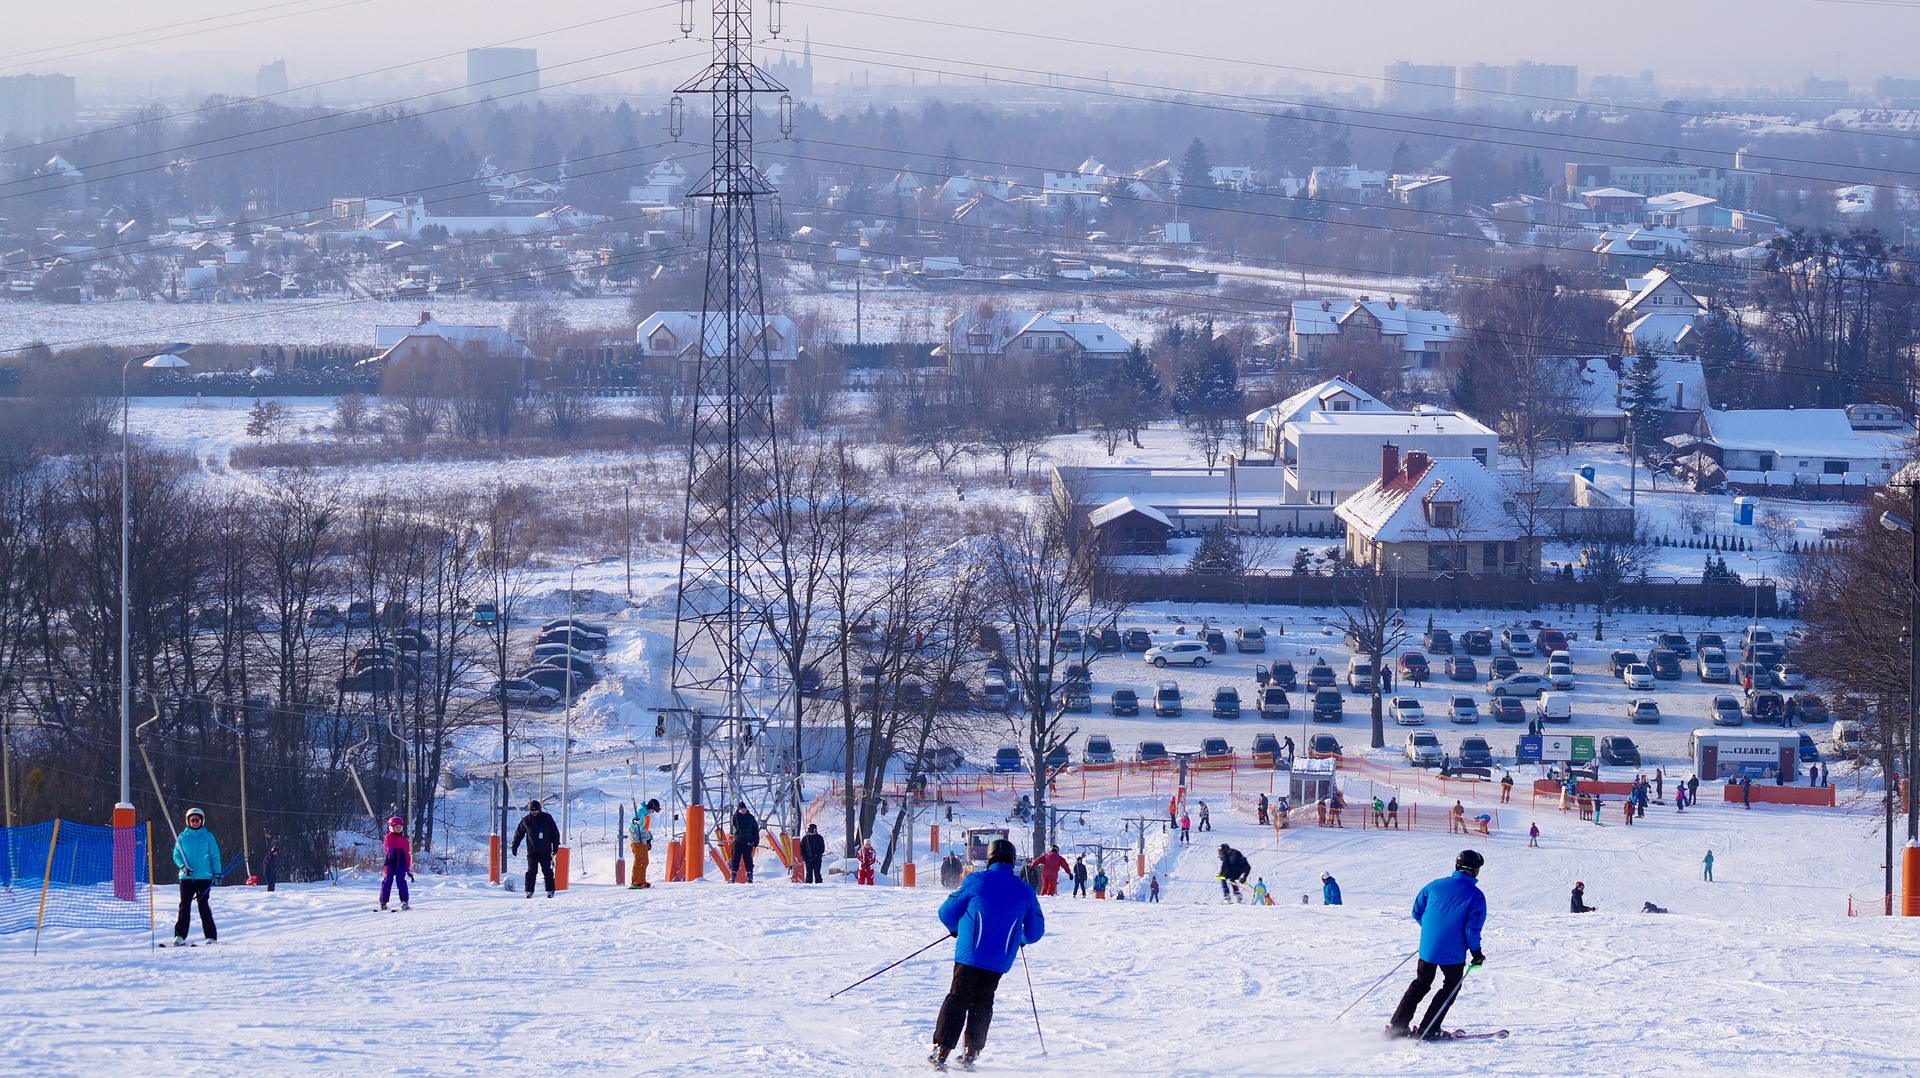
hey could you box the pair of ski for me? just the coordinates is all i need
[1425,1029,1510,1041]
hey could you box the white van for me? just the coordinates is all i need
[1346,657,1376,694]
[1831,720,1869,757]
[1534,691,1572,724]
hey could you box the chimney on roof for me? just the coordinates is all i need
[1405,450,1431,481]
[1359,295,1371,303]
[418,310,432,325]
[1321,299,1331,312]
[1674,380,1684,409]
[1381,443,1400,486]
[1388,296,1398,310]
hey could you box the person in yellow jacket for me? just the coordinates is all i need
[628,798,661,889]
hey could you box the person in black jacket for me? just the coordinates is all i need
[729,801,761,883]
[511,800,561,897]
[799,823,826,884]
[1217,843,1252,902]
[1570,880,1597,913]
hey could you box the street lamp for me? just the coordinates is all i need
[556,560,593,888]
[1876,489,1920,917]
[117,343,191,832]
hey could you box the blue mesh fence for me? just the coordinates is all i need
[1,820,152,935]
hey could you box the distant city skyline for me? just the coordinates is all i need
[5,1,1918,105]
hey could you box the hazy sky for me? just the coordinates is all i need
[8,1,1918,102]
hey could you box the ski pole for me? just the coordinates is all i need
[1415,961,1482,1038]
[827,935,948,1000]
[1333,949,1417,1021]
[1021,946,1046,1056]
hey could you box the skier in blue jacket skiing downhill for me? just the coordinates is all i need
[1387,849,1487,1039]
[929,838,1045,1071]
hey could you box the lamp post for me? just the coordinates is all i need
[117,344,190,834]
[555,561,593,889]
[1876,485,1920,917]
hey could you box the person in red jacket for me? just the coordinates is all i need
[1031,844,1069,896]
[856,840,878,885]
[379,816,412,910]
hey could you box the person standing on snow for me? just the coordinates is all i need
[1386,797,1399,829]
[1257,793,1269,825]
[1031,844,1069,897]
[379,816,413,911]
[1449,801,1466,834]
[262,842,278,893]
[1570,880,1597,913]
[629,799,662,888]
[1321,871,1343,906]
[1251,878,1270,905]
[1386,850,1487,1039]
[1179,812,1192,843]
[1372,797,1387,828]
[1499,771,1514,803]
[928,838,1045,1072]
[799,823,826,884]
[1527,822,1540,848]
[857,841,878,885]
[171,807,222,945]
[1687,774,1700,803]
[1197,801,1212,832]
[1149,875,1161,903]
[1217,844,1252,903]
[1093,869,1109,899]
[1702,850,1714,882]
[729,801,761,883]
[1071,855,1089,897]
[511,800,560,898]
[1740,775,1753,809]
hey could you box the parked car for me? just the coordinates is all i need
[1268,661,1298,691]
[1251,732,1283,762]
[516,664,582,699]
[1307,732,1343,758]
[1695,631,1726,656]
[1124,628,1154,652]
[1546,662,1575,690]
[1745,642,1785,668]
[1831,720,1870,757]
[1487,697,1526,723]
[1648,650,1682,680]
[1145,640,1210,668]
[1389,697,1426,725]
[1258,686,1290,720]
[1154,680,1183,717]
[542,617,610,637]
[1084,734,1116,764]
[1627,698,1662,724]
[1535,692,1572,724]
[1306,661,1337,689]
[1404,730,1443,766]
[1489,673,1551,698]
[1489,656,1520,680]
[1653,631,1691,659]
[1052,628,1083,654]
[1747,689,1787,725]
[1771,664,1807,690]
[981,677,1009,710]
[1735,662,1763,691]
[1098,627,1124,653]
[1445,655,1478,682]
[1398,652,1431,682]
[1063,684,1092,712]
[1311,688,1344,722]
[1135,740,1170,764]
[1212,686,1243,719]
[1501,628,1536,656]
[1346,657,1376,694]
[1200,628,1228,654]
[489,678,561,709]
[1599,735,1641,766]
[1234,626,1267,653]
[338,666,400,694]
[1608,651,1642,677]
[345,600,375,629]
[1620,664,1655,691]
[1698,647,1730,682]
[1447,694,1479,724]
[992,746,1024,772]
[1457,735,1495,768]
[307,604,344,630]
[1460,630,1493,656]
[1536,628,1569,654]
[1043,745,1070,770]
[938,677,970,710]
[1199,736,1232,760]
[530,642,595,667]
[1710,695,1745,726]
[1742,626,1775,649]
[469,601,501,628]
[1110,687,1140,716]
[1788,692,1829,724]
[536,653,600,685]
[536,629,607,653]
[1424,628,1454,654]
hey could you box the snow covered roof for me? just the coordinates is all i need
[1564,354,1706,414]
[1244,376,1388,426]
[1088,496,1172,529]
[1294,409,1496,439]
[1625,313,1700,352]
[635,311,799,360]
[1336,456,1527,544]
[374,314,532,358]
[1644,191,1717,212]
[1581,186,1644,200]
[1290,299,1459,351]
[1619,267,1703,316]
[1593,226,1693,259]
[1698,409,1911,460]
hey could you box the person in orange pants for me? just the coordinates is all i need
[1031,844,1069,897]
[628,798,661,889]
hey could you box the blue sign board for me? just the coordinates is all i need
[1517,735,1543,764]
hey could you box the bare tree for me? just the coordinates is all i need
[1334,567,1410,749]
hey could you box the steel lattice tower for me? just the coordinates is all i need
[670,0,786,819]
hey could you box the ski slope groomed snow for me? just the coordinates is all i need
[7,795,1919,1075]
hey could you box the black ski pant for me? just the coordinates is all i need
[933,962,1003,1055]
[803,856,823,884]
[524,851,555,894]
[174,879,217,941]
[1073,878,1087,896]
[1390,960,1464,1036]
[730,840,755,882]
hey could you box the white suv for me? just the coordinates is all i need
[1404,730,1443,766]
[1144,640,1210,667]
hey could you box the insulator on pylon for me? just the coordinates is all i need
[678,0,695,36]
[767,0,784,37]
[779,94,795,137]
[669,95,685,139]
[679,204,696,241]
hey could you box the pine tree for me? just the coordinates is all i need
[1620,351,1666,458]
[1190,528,1243,574]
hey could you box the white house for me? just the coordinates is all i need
[941,309,1131,374]
[1336,449,1543,578]
[369,312,534,370]
[1617,266,1705,354]
[1288,297,1461,370]
[1690,407,1910,488]
[635,311,800,385]
[1593,226,1694,272]
[1243,376,1392,459]
[1280,407,1499,506]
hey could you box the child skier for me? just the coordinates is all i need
[1250,878,1270,905]
[379,816,412,911]
[1092,869,1109,899]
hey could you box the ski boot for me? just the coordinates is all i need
[400,902,410,911]
[928,1047,949,1071]
[956,1050,979,1071]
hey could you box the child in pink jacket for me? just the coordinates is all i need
[380,816,413,910]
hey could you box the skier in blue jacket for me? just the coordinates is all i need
[1387,849,1487,1039]
[929,839,1045,1071]
[1321,872,1343,905]
[171,806,223,945]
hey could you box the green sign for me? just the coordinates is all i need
[1570,735,1595,764]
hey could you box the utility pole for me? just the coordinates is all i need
[1120,813,1162,877]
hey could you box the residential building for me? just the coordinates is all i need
[625,159,693,207]
[1592,226,1693,274]
[370,312,534,371]
[1244,376,1392,459]
[1615,267,1705,354]
[1288,297,1461,370]
[1507,62,1579,101]
[1337,448,1543,578]
[1384,62,1457,113]
[1282,409,1499,506]
[256,60,288,98]
[1581,187,1647,225]
[1564,162,1729,200]
[1688,407,1909,487]
[940,309,1131,375]
[1643,191,1719,229]
[635,311,800,385]
[1557,354,1706,441]
[1391,174,1454,209]
[0,73,76,138]
[467,48,539,104]
[1053,463,1340,537]
[1307,165,1390,201]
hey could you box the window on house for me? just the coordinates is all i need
[1429,502,1459,529]
[1483,543,1499,569]
[1823,460,1849,475]
[1332,400,1351,411]
[1429,544,1463,571]
[1472,448,1488,465]
[1503,542,1517,564]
